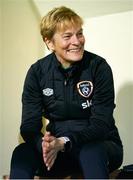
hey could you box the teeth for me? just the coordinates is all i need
[68,48,80,52]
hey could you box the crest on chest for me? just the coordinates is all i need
[77,81,93,98]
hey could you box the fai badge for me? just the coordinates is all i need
[77,81,93,98]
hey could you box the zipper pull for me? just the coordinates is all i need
[64,79,67,85]
[64,74,69,85]
[64,77,69,85]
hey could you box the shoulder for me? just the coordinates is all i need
[83,50,113,78]
[32,53,54,70]
[84,50,111,69]
[28,53,55,76]
[83,50,107,65]
[24,53,55,83]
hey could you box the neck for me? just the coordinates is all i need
[55,54,72,69]
[61,63,72,69]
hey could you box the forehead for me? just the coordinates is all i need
[56,21,82,34]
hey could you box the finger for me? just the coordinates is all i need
[45,131,51,135]
[43,144,54,160]
[43,139,55,153]
[42,132,51,141]
[44,132,51,139]
[43,150,55,166]
[43,148,55,161]
[44,149,56,164]
[43,141,49,149]
[42,138,56,155]
[42,142,50,157]
[44,135,55,143]
[46,153,57,171]
[43,150,51,164]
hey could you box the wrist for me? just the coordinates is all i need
[58,137,71,152]
[58,137,65,151]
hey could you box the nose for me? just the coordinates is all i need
[71,34,80,45]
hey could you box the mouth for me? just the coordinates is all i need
[67,47,83,52]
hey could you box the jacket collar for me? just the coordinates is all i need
[52,52,83,77]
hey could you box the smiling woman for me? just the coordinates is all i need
[40,6,85,68]
[9,6,123,179]
[40,6,83,39]
[45,26,85,68]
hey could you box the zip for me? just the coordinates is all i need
[64,79,67,86]
[64,77,69,119]
[64,78,69,86]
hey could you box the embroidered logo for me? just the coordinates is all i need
[82,100,92,109]
[77,81,93,98]
[42,88,53,96]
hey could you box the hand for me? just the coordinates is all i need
[42,132,65,171]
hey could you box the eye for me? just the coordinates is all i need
[62,33,72,40]
[63,35,71,40]
[77,31,83,37]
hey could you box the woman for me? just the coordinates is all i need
[10,6,123,179]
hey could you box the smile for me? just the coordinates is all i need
[67,47,82,52]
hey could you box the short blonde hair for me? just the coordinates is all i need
[40,6,83,40]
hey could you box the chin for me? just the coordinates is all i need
[70,54,83,62]
[73,58,82,62]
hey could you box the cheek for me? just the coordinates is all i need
[61,42,70,50]
[81,37,85,44]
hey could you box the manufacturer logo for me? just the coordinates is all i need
[77,81,93,98]
[42,88,53,96]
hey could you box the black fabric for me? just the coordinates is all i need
[20,50,122,153]
[10,143,81,179]
[116,165,133,179]
[10,141,123,179]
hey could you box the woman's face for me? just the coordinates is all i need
[47,25,85,67]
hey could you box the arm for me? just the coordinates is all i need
[20,64,44,153]
[67,61,116,146]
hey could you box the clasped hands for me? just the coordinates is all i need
[42,132,65,171]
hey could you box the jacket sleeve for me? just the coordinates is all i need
[20,64,44,153]
[67,61,116,146]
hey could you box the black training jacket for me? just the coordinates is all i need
[20,50,122,152]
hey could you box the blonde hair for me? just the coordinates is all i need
[40,6,83,40]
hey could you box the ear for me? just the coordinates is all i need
[44,37,55,51]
